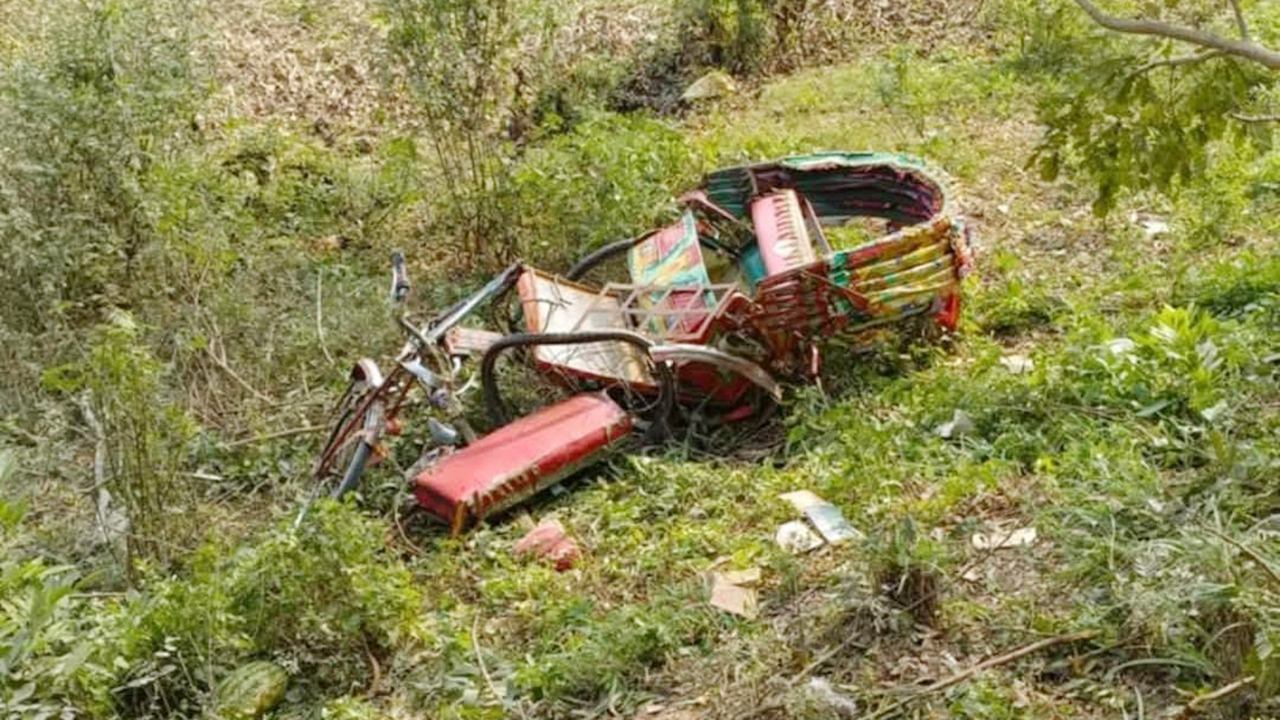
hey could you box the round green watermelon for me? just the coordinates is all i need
[211,661,288,719]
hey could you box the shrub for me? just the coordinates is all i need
[1060,305,1248,425]
[0,459,122,719]
[383,0,559,263]
[680,0,771,74]
[1018,0,1278,216]
[0,0,202,404]
[513,587,707,702]
[136,124,423,448]
[507,111,696,266]
[39,310,199,576]
[121,501,427,715]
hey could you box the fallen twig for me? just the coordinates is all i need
[1179,675,1254,717]
[791,634,870,686]
[472,613,530,720]
[1130,49,1223,77]
[1199,525,1280,589]
[736,539,1023,720]
[1228,0,1250,41]
[1230,112,1280,123]
[316,270,336,366]
[0,423,41,446]
[362,639,382,698]
[865,630,1099,720]
[205,344,275,405]
[732,634,872,719]
[391,499,425,557]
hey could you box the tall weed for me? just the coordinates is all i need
[42,311,199,576]
[383,0,558,263]
[0,0,202,403]
[508,112,695,265]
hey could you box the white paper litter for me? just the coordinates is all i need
[776,520,823,553]
[971,526,1037,550]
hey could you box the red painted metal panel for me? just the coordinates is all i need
[413,393,632,533]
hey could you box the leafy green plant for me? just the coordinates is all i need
[1062,306,1246,426]
[120,501,427,715]
[680,0,770,74]
[0,469,121,719]
[140,125,417,434]
[871,517,950,626]
[678,0,822,74]
[1174,251,1280,323]
[874,47,931,138]
[508,111,695,265]
[0,0,202,405]
[383,0,558,263]
[77,311,198,575]
[512,586,707,703]
[1029,0,1277,215]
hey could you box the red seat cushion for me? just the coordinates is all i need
[414,394,632,534]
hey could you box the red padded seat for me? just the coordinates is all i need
[414,394,632,534]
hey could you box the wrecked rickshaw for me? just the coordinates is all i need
[307,152,974,534]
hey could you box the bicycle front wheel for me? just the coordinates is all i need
[314,359,386,499]
[331,436,375,499]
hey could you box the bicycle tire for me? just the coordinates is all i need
[479,331,674,436]
[565,236,642,283]
[331,437,374,499]
[314,360,385,488]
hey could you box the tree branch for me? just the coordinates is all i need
[865,631,1099,720]
[1070,0,1280,70]
[1201,525,1280,588]
[1130,49,1223,76]
[224,425,324,448]
[1178,675,1255,717]
[1230,112,1280,123]
[1228,0,1249,41]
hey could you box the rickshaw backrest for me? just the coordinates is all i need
[752,215,970,367]
[627,211,715,336]
[516,268,655,387]
[748,189,828,278]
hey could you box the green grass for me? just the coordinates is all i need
[3,2,1279,718]
[350,50,1278,719]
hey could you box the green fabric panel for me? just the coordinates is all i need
[738,244,767,293]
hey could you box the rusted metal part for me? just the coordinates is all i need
[312,358,385,478]
[650,344,781,402]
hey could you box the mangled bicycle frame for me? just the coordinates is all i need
[309,153,974,534]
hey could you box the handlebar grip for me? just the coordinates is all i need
[390,251,411,304]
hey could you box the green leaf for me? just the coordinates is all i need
[1136,399,1172,418]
